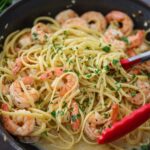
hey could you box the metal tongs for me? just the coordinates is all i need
[97,51,150,144]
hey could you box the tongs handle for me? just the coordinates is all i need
[97,103,150,144]
[120,51,150,70]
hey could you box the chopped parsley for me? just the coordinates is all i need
[54,44,63,51]
[104,65,110,72]
[62,101,67,108]
[95,68,101,75]
[57,110,64,116]
[132,74,136,79]
[112,59,119,65]
[131,91,136,97]
[104,112,109,118]
[32,32,38,40]
[115,82,122,91]
[76,71,80,77]
[51,111,56,118]
[120,37,129,44]
[64,30,69,36]
[71,115,78,122]
[102,46,111,53]
[86,74,92,78]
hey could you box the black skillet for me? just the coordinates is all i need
[0,0,150,150]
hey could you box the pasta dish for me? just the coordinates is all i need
[0,9,150,150]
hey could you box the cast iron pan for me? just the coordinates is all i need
[0,0,150,150]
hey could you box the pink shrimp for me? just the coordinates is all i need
[40,67,64,80]
[104,28,126,50]
[70,101,80,131]
[126,48,136,57]
[17,33,32,49]
[31,22,52,43]
[126,79,150,105]
[84,104,119,140]
[12,58,23,75]
[59,74,78,96]
[81,11,107,32]
[55,9,78,25]
[9,76,39,108]
[1,104,35,136]
[110,104,119,124]
[84,112,106,140]
[128,30,145,49]
[12,57,28,75]
[62,17,88,28]
[106,11,133,36]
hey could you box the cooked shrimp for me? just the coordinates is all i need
[59,74,78,96]
[84,112,106,140]
[31,22,52,43]
[62,17,88,28]
[12,58,23,75]
[55,9,78,25]
[81,11,107,32]
[9,76,39,108]
[127,79,150,105]
[106,11,133,36]
[12,57,28,75]
[2,104,35,136]
[70,101,80,131]
[104,28,126,50]
[40,67,64,80]
[129,60,150,75]
[17,33,32,49]
[110,103,119,124]
[51,73,78,96]
[126,48,136,57]
[128,30,145,49]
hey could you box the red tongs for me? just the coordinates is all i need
[120,51,150,70]
[97,104,150,144]
[97,51,150,144]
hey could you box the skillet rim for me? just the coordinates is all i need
[0,0,149,150]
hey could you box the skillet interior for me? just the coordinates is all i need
[0,0,149,149]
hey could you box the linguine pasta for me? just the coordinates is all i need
[0,9,150,150]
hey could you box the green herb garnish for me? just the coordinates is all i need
[95,68,101,75]
[120,37,129,44]
[71,115,78,122]
[115,82,122,91]
[57,110,64,116]
[32,32,38,40]
[104,65,110,72]
[62,101,67,108]
[131,91,136,97]
[51,111,56,118]
[102,46,111,53]
[112,59,119,65]
[86,74,92,78]
[64,30,69,36]
[54,44,63,51]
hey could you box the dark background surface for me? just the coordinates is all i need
[0,0,150,150]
